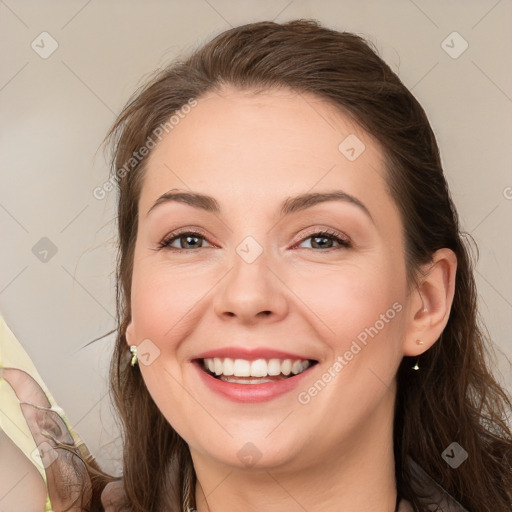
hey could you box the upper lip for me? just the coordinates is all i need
[193,347,317,361]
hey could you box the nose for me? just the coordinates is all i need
[213,248,289,325]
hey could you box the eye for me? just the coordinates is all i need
[157,230,213,251]
[296,230,351,250]
[156,229,351,251]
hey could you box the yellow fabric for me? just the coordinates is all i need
[0,314,88,512]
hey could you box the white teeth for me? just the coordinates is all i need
[222,357,234,376]
[291,360,302,375]
[220,376,275,384]
[250,359,268,377]
[267,359,281,376]
[233,359,251,376]
[202,357,312,378]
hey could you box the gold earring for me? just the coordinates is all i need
[412,340,423,370]
[130,345,138,366]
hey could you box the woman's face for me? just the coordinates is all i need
[126,86,413,471]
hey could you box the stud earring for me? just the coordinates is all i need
[130,345,138,366]
[412,339,423,371]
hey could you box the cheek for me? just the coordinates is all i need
[290,257,406,350]
[129,259,210,346]
[129,261,206,434]
[289,265,406,432]
[291,261,407,422]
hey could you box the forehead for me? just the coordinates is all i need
[139,86,393,220]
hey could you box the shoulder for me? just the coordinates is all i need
[402,456,469,511]
[398,495,469,512]
[101,479,130,511]
[397,498,414,511]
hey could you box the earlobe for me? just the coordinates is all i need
[403,248,457,357]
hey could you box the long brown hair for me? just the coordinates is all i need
[102,19,512,511]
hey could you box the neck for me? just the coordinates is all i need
[192,397,397,512]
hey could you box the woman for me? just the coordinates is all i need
[1,19,511,511]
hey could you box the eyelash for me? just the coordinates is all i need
[157,229,352,252]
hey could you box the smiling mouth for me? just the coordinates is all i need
[197,357,318,384]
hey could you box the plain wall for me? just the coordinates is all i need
[1,0,511,476]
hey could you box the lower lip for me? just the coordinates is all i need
[193,361,314,403]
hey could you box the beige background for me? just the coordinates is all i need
[1,0,511,488]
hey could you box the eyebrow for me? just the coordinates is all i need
[146,188,373,222]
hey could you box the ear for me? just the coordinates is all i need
[403,248,457,357]
[125,319,136,347]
